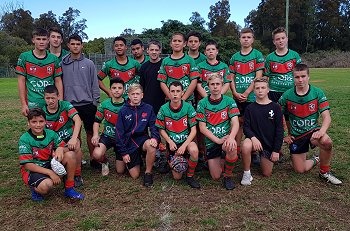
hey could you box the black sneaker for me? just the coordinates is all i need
[143,173,153,187]
[223,177,235,190]
[186,176,201,189]
[74,176,84,188]
[90,159,102,170]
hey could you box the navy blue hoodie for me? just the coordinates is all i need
[115,100,160,156]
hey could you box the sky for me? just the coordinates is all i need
[4,0,261,41]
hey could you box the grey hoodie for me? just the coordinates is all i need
[61,53,100,106]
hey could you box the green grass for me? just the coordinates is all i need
[0,68,349,230]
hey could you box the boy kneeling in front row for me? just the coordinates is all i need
[19,108,84,201]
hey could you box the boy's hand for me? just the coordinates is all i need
[21,104,29,117]
[238,94,247,103]
[122,154,130,163]
[283,135,294,144]
[216,135,228,145]
[175,144,186,156]
[270,152,280,162]
[67,137,78,151]
[251,137,263,151]
[54,152,64,162]
[149,138,158,148]
[91,135,100,146]
[49,171,61,185]
[168,140,177,151]
[223,138,237,152]
[311,130,325,140]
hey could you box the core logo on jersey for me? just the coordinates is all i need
[221,111,227,119]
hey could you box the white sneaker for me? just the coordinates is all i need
[241,172,253,185]
[101,162,109,176]
[319,172,342,185]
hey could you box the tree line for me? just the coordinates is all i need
[1,0,349,68]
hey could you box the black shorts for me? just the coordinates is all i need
[116,146,146,170]
[99,134,115,150]
[74,103,97,132]
[206,144,226,160]
[236,101,251,117]
[166,142,189,160]
[268,91,283,103]
[289,131,317,154]
[28,163,51,188]
[259,150,272,161]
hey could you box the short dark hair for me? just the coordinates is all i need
[27,108,46,121]
[110,77,125,88]
[148,40,162,50]
[240,28,255,37]
[131,39,143,47]
[294,63,309,75]
[49,27,63,37]
[205,40,218,49]
[171,32,185,41]
[113,36,127,45]
[44,85,58,95]
[68,34,82,43]
[169,81,183,91]
[272,27,287,39]
[32,28,48,37]
[186,31,202,41]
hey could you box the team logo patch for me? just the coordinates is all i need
[291,144,298,152]
[219,71,224,77]
[221,111,227,119]
[286,62,293,70]
[125,114,132,121]
[168,67,173,73]
[128,71,133,77]
[32,147,39,158]
[166,120,172,127]
[309,103,316,111]
[46,122,53,128]
[59,116,64,123]
[29,66,37,73]
[182,65,188,73]
[183,118,187,126]
[268,110,274,119]
[205,112,211,119]
[236,64,240,70]
[142,112,147,118]
[112,71,119,77]
[249,61,254,70]
[290,104,297,111]
[272,64,278,70]
[47,66,53,74]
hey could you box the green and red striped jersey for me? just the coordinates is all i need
[197,95,240,148]
[49,48,69,63]
[157,54,199,101]
[43,100,78,142]
[15,50,62,108]
[95,98,125,139]
[197,60,231,94]
[98,57,141,98]
[279,85,329,137]
[156,101,197,144]
[264,49,302,93]
[229,49,264,102]
[191,52,207,65]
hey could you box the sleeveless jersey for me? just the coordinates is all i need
[197,95,240,148]
[279,85,329,137]
[15,50,62,108]
[264,49,301,93]
[197,60,231,94]
[157,54,199,101]
[229,49,264,102]
[43,100,78,142]
[95,98,125,138]
[98,57,141,98]
[156,101,197,144]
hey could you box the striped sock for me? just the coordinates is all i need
[320,165,330,174]
[224,155,238,177]
[187,157,198,177]
[65,180,74,189]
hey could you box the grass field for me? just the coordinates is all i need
[0,68,349,230]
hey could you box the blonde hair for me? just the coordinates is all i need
[128,83,143,93]
[207,73,223,84]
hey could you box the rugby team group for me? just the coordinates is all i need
[16,26,342,201]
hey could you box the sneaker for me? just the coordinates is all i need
[30,187,43,202]
[101,162,109,176]
[319,172,342,185]
[90,159,102,170]
[81,159,87,165]
[252,153,260,166]
[74,176,84,187]
[223,177,235,190]
[313,153,320,166]
[143,173,153,187]
[64,187,85,199]
[186,176,201,189]
[241,172,253,186]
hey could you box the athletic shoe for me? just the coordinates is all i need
[30,187,43,202]
[241,172,253,186]
[252,153,260,166]
[319,172,342,185]
[64,187,85,199]
[81,159,87,165]
[90,159,102,170]
[143,173,153,187]
[101,162,109,176]
[186,176,200,189]
[223,177,235,190]
[313,153,320,166]
[74,176,84,188]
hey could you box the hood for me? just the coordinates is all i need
[62,53,85,65]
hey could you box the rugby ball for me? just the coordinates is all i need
[50,158,67,176]
[170,156,188,174]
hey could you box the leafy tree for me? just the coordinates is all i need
[189,11,206,30]
[59,7,88,42]
[0,31,31,67]
[83,37,105,55]
[120,28,135,37]
[34,11,60,31]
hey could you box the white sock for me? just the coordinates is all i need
[244,170,251,175]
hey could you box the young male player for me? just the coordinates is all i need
[91,78,125,176]
[156,81,200,188]
[61,34,100,167]
[48,27,69,62]
[186,31,206,65]
[229,28,264,157]
[265,27,302,103]
[115,84,160,187]
[130,39,149,65]
[279,64,342,185]
[19,108,84,201]
[98,37,141,98]
[16,28,63,116]
[158,32,199,103]
[240,78,283,185]
[197,73,240,190]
